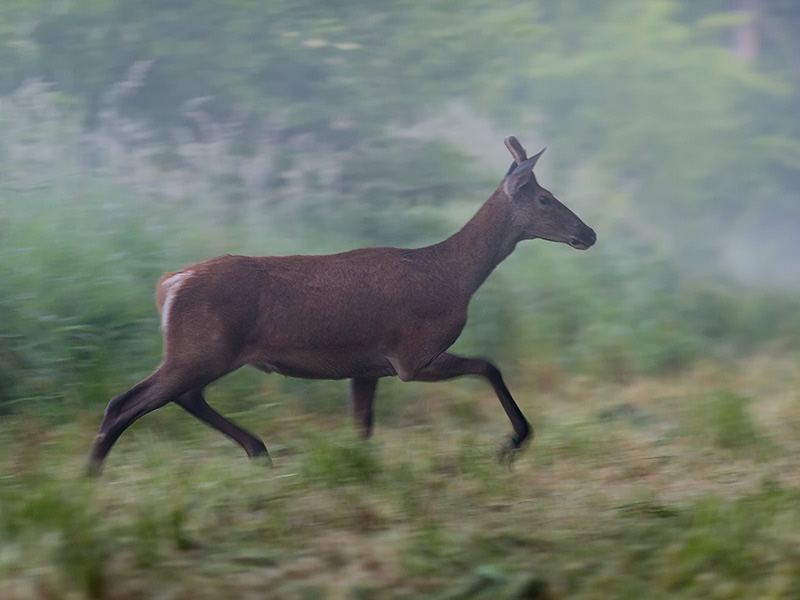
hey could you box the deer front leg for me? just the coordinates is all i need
[404,352,532,463]
[349,377,378,438]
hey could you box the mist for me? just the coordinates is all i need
[1,1,800,598]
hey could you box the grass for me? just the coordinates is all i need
[2,79,800,598]
[690,389,771,456]
[2,354,800,599]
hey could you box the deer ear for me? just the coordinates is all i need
[528,147,546,167]
[504,136,528,164]
[503,149,545,198]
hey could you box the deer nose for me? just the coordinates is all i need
[569,227,596,250]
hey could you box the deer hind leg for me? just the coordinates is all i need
[405,352,532,462]
[86,363,226,476]
[349,377,378,439]
[174,389,270,462]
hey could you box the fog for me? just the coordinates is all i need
[2,3,800,598]
[0,2,797,381]
[0,2,797,405]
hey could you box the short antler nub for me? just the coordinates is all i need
[504,136,528,165]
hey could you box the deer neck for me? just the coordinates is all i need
[435,191,522,296]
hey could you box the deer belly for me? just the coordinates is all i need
[248,350,396,380]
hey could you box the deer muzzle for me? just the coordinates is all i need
[568,226,597,250]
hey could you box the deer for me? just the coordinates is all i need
[87,135,596,475]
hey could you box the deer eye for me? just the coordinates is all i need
[539,195,552,205]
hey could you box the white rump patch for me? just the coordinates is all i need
[160,270,194,332]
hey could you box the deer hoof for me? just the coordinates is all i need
[85,459,104,478]
[249,453,273,468]
[498,446,521,469]
[497,433,529,468]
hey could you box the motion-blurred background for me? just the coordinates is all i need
[2,0,799,412]
[1,2,800,598]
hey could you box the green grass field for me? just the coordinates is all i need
[2,353,799,600]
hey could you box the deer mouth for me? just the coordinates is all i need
[568,228,597,250]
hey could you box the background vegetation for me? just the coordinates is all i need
[1,0,799,598]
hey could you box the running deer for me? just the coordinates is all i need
[87,136,596,475]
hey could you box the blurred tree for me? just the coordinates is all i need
[488,2,783,212]
[2,0,800,234]
[6,1,539,242]
[0,0,797,258]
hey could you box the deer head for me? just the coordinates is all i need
[502,136,596,250]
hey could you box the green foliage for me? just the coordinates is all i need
[655,487,800,595]
[331,138,489,246]
[477,0,800,268]
[690,389,770,456]
[300,432,381,486]
[0,0,795,257]
[0,185,165,412]
[0,475,109,598]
